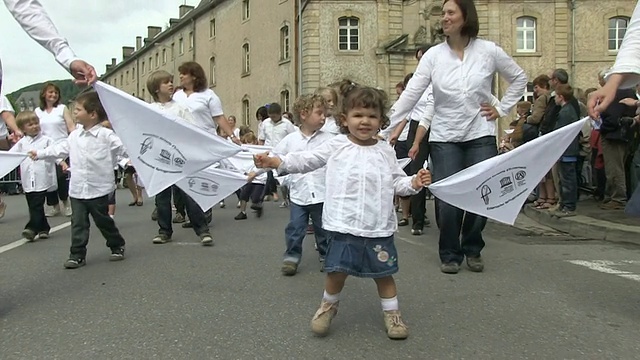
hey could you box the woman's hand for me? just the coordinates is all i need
[408,143,420,160]
[480,103,500,120]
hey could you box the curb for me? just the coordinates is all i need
[522,205,640,245]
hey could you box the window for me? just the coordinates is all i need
[338,17,359,51]
[242,0,250,21]
[189,31,194,49]
[126,70,129,83]
[113,78,117,87]
[209,56,216,85]
[280,90,290,112]
[142,61,145,74]
[179,38,184,54]
[149,56,152,69]
[521,82,534,102]
[242,42,250,74]
[242,98,250,126]
[210,18,216,37]
[171,42,175,59]
[162,49,167,64]
[516,17,536,53]
[155,53,159,67]
[142,88,145,99]
[280,25,290,60]
[609,17,629,51]
[132,67,135,79]
[120,74,123,86]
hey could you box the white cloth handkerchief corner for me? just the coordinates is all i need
[429,117,589,225]
[93,82,242,196]
[0,151,28,179]
[176,166,249,211]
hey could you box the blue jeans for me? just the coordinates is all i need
[430,136,498,264]
[284,202,327,263]
[559,161,578,211]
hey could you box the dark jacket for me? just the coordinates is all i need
[554,102,580,157]
[600,88,636,142]
[540,95,580,135]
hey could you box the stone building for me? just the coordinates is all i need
[101,0,636,130]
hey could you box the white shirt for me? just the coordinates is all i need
[278,135,418,238]
[9,133,57,192]
[172,89,224,134]
[408,85,434,122]
[258,117,296,146]
[273,129,334,205]
[389,38,527,142]
[2,0,79,84]
[150,100,195,124]
[320,116,341,135]
[38,124,128,199]
[0,95,15,137]
[35,104,68,142]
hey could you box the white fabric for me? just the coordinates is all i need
[176,166,249,211]
[389,38,527,142]
[9,133,57,192]
[94,81,242,197]
[222,144,271,184]
[172,89,224,134]
[38,124,126,199]
[0,150,27,179]
[35,104,68,142]
[272,129,334,206]
[149,100,195,125]
[258,118,296,146]
[407,85,433,121]
[607,1,640,88]
[320,116,341,135]
[429,117,589,225]
[2,0,79,82]
[278,135,418,237]
[0,95,15,137]
[397,158,411,169]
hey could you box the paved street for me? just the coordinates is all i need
[1,189,640,359]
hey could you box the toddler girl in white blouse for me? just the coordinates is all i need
[255,85,431,340]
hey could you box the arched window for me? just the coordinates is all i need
[280,25,290,60]
[242,96,251,126]
[280,89,290,112]
[338,16,359,51]
[209,56,216,85]
[516,17,536,53]
[242,42,250,74]
[609,17,629,51]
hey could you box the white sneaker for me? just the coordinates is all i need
[45,206,60,217]
[64,204,73,217]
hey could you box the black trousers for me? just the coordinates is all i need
[69,195,125,260]
[406,120,430,230]
[25,191,50,233]
[172,185,186,216]
[239,183,266,204]
[46,161,69,206]
[157,187,209,237]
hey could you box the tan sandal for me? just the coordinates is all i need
[536,198,557,210]
[533,198,547,207]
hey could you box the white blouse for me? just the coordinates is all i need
[9,133,57,192]
[278,135,418,238]
[320,116,341,135]
[389,38,527,143]
[172,89,224,135]
[35,104,68,142]
[607,1,640,88]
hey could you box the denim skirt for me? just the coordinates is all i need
[323,231,398,278]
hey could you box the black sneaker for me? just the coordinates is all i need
[440,262,460,274]
[64,258,86,269]
[110,247,125,261]
[152,234,172,244]
[466,256,484,272]
[234,211,247,220]
[182,221,193,228]
[22,229,36,242]
[37,231,49,239]
[411,229,423,236]
[200,233,214,246]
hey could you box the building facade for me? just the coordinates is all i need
[101,0,636,131]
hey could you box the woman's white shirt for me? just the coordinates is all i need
[173,89,224,135]
[608,1,640,88]
[278,135,418,238]
[389,38,527,142]
[35,104,68,142]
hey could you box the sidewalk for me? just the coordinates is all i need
[522,197,640,245]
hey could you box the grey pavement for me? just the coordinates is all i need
[1,190,640,359]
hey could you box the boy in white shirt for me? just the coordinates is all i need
[10,111,62,241]
[146,70,213,246]
[30,91,127,269]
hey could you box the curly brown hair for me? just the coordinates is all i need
[337,85,390,135]
[292,94,326,124]
[178,61,208,92]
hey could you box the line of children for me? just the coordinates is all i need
[255,85,432,340]
[146,70,214,246]
[29,91,128,269]
[10,111,62,241]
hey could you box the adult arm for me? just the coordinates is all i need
[493,44,528,117]
[62,105,75,133]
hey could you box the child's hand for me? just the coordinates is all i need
[27,150,38,160]
[60,161,69,172]
[412,169,432,189]
[253,152,281,169]
[246,171,257,183]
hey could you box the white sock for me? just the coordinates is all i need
[380,296,399,311]
[323,290,340,304]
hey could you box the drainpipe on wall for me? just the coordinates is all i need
[192,18,197,62]
[570,0,576,83]
[296,0,310,96]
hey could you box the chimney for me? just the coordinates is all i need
[106,64,112,72]
[136,36,142,50]
[147,26,162,39]
[179,5,194,18]
[111,58,117,66]
[169,18,179,27]
[122,46,135,59]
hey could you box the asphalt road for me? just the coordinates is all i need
[1,190,639,359]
